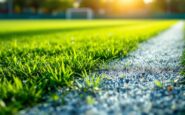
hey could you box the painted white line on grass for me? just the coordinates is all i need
[20,22,185,115]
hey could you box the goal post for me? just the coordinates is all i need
[66,8,93,19]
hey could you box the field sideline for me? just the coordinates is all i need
[0,20,177,114]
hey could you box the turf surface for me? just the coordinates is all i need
[0,20,176,114]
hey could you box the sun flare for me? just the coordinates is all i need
[144,0,153,4]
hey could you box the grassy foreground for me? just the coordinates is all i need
[0,20,176,114]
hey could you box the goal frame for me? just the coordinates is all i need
[66,8,93,19]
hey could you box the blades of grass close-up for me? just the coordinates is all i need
[0,20,177,114]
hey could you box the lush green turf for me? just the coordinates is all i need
[0,20,176,114]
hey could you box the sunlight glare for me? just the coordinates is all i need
[120,0,135,5]
[0,0,6,3]
[144,0,153,4]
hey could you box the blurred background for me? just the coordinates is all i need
[0,0,185,19]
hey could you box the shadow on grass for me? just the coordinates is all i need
[0,23,138,41]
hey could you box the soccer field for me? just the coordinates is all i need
[0,20,176,114]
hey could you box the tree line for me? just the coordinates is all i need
[4,0,185,14]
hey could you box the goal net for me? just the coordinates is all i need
[66,8,93,19]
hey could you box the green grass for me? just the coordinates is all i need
[0,20,176,114]
[181,24,185,84]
